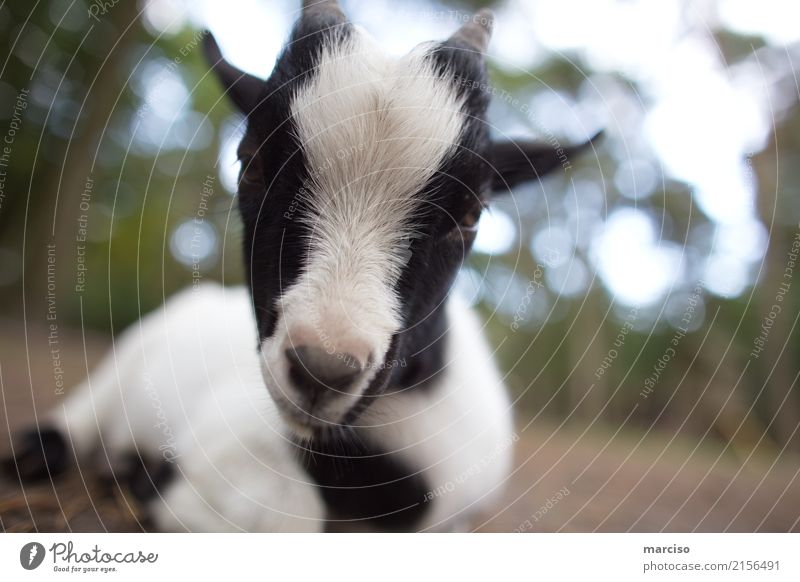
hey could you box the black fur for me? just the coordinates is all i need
[118,453,175,503]
[1,427,69,482]
[231,14,354,343]
[381,39,495,396]
[297,432,430,531]
[1,429,174,503]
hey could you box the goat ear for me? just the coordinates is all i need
[488,131,602,193]
[202,32,264,114]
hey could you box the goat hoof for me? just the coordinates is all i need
[118,453,175,503]
[1,427,69,482]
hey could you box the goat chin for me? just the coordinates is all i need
[22,282,513,532]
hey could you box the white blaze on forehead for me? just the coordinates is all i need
[260,29,466,428]
[262,30,465,422]
[286,30,465,334]
[292,31,466,215]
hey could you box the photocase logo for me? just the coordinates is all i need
[20,542,46,570]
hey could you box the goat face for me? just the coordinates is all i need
[204,1,595,437]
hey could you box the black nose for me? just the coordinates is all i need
[285,345,365,397]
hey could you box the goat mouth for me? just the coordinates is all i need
[279,404,344,437]
[264,337,401,438]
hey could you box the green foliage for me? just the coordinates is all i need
[0,0,797,450]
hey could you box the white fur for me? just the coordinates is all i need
[358,295,514,531]
[52,284,512,531]
[52,285,325,532]
[262,28,467,427]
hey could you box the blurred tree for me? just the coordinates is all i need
[0,0,797,453]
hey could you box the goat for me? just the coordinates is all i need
[2,1,596,532]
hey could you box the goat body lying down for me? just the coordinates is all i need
[3,1,596,531]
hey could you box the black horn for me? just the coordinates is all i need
[302,0,345,18]
[448,8,494,53]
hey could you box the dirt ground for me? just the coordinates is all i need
[1,317,798,532]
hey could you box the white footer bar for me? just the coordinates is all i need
[1,533,797,580]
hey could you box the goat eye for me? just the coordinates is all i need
[238,155,264,190]
[459,206,481,231]
[444,204,482,243]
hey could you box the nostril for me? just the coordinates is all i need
[285,345,365,393]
